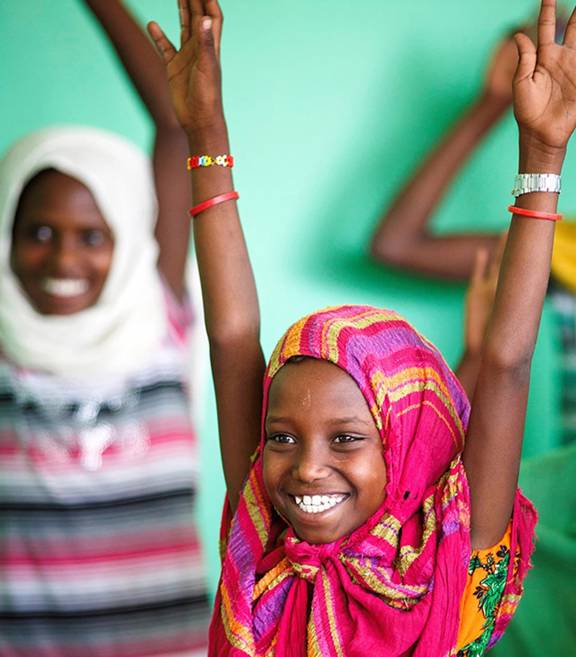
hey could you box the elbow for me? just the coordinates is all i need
[481,342,534,380]
[369,231,410,267]
[207,319,261,354]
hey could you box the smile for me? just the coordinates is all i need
[291,494,348,514]
[41,278,90,298]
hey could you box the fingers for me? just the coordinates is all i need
[198,15,216,52]
[471,248,490,286]
[513,33,537,81]
[538,0,557,46]
[488,233,508,281]
[203,1,223,46]
[187,0,222,56]
[204,0,223,21]
[179,0,191,46]
[563,6,576,48]
[189,0,204,18]
[147,21,177,64]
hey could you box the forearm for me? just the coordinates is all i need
[371,95,508,279]
[187,122,265,508]
[187,123,261,349]
[463,137,562,547]
[483,140,561,367]
[85,0,178,127]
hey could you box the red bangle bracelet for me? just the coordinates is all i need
[189,191,239,218]
[508,204,562,222]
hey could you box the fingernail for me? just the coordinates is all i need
[202,17,212,30]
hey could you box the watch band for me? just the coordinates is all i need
[512,173,561,197]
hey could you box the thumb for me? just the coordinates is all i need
[513,32,537,82]
[471,248,489,287]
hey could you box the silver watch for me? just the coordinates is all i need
[511,173,561,197]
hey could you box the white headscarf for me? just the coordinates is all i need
[0,126,167,377]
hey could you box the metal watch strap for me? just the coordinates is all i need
[511,173,561,197]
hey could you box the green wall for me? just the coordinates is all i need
[0,0,565,595]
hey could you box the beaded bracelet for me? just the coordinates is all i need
[189,191,239,218]
[187,154,234,170]
[507,205,562,222]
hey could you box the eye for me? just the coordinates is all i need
[267,433,297,445]
[333,434,364,445]
[26,225,53,243]
[81,229,107,247]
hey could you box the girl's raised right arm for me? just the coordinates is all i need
[149,0,265,511]
[464,0,576,549]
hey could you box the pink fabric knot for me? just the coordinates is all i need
[284,530,343,582]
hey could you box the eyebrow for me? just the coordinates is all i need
[266,415,372,426]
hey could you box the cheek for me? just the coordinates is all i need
[350,452,387,502]
[262,450,283,497]
[90,248,114,282]
[10,244,47,278]
[262,448,297,503]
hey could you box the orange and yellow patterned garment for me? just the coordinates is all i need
[456,526,516,656]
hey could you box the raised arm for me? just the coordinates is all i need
[148,0,265,510]
[370,35,520,280]
[463,0,575,548]
[454,235,506,398]
[85,0,191,298]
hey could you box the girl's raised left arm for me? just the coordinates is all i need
[464,0,576,548]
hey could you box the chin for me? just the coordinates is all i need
[292,523,346,545]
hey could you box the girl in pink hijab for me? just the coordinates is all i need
[149,0,574,654]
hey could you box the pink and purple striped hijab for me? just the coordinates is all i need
[209,306,536,657]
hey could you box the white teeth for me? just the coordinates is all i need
[293,494,347,514]
[42,278,89,298]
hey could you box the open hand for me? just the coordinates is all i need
[148,0,224,133]
[513,0,576,151]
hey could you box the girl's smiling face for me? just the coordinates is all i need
[264,358,387,544]
[10,169,114,316]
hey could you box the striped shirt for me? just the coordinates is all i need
[0,292,210,656]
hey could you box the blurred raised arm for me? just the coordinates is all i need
[370,35,522,280]
[85,0,191,298]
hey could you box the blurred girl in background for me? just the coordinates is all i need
[0,2,210,655]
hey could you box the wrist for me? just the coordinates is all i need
[186,122,230,152]
[518,131,566,174]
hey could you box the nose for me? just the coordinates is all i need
[49,236,80,274]
[292,444,330,484]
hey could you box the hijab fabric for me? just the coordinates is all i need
[0,126,166,377]
[209,305,536,657]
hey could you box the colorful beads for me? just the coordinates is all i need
[187,154,234,170]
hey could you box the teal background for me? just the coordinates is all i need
[0,0,569,644]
